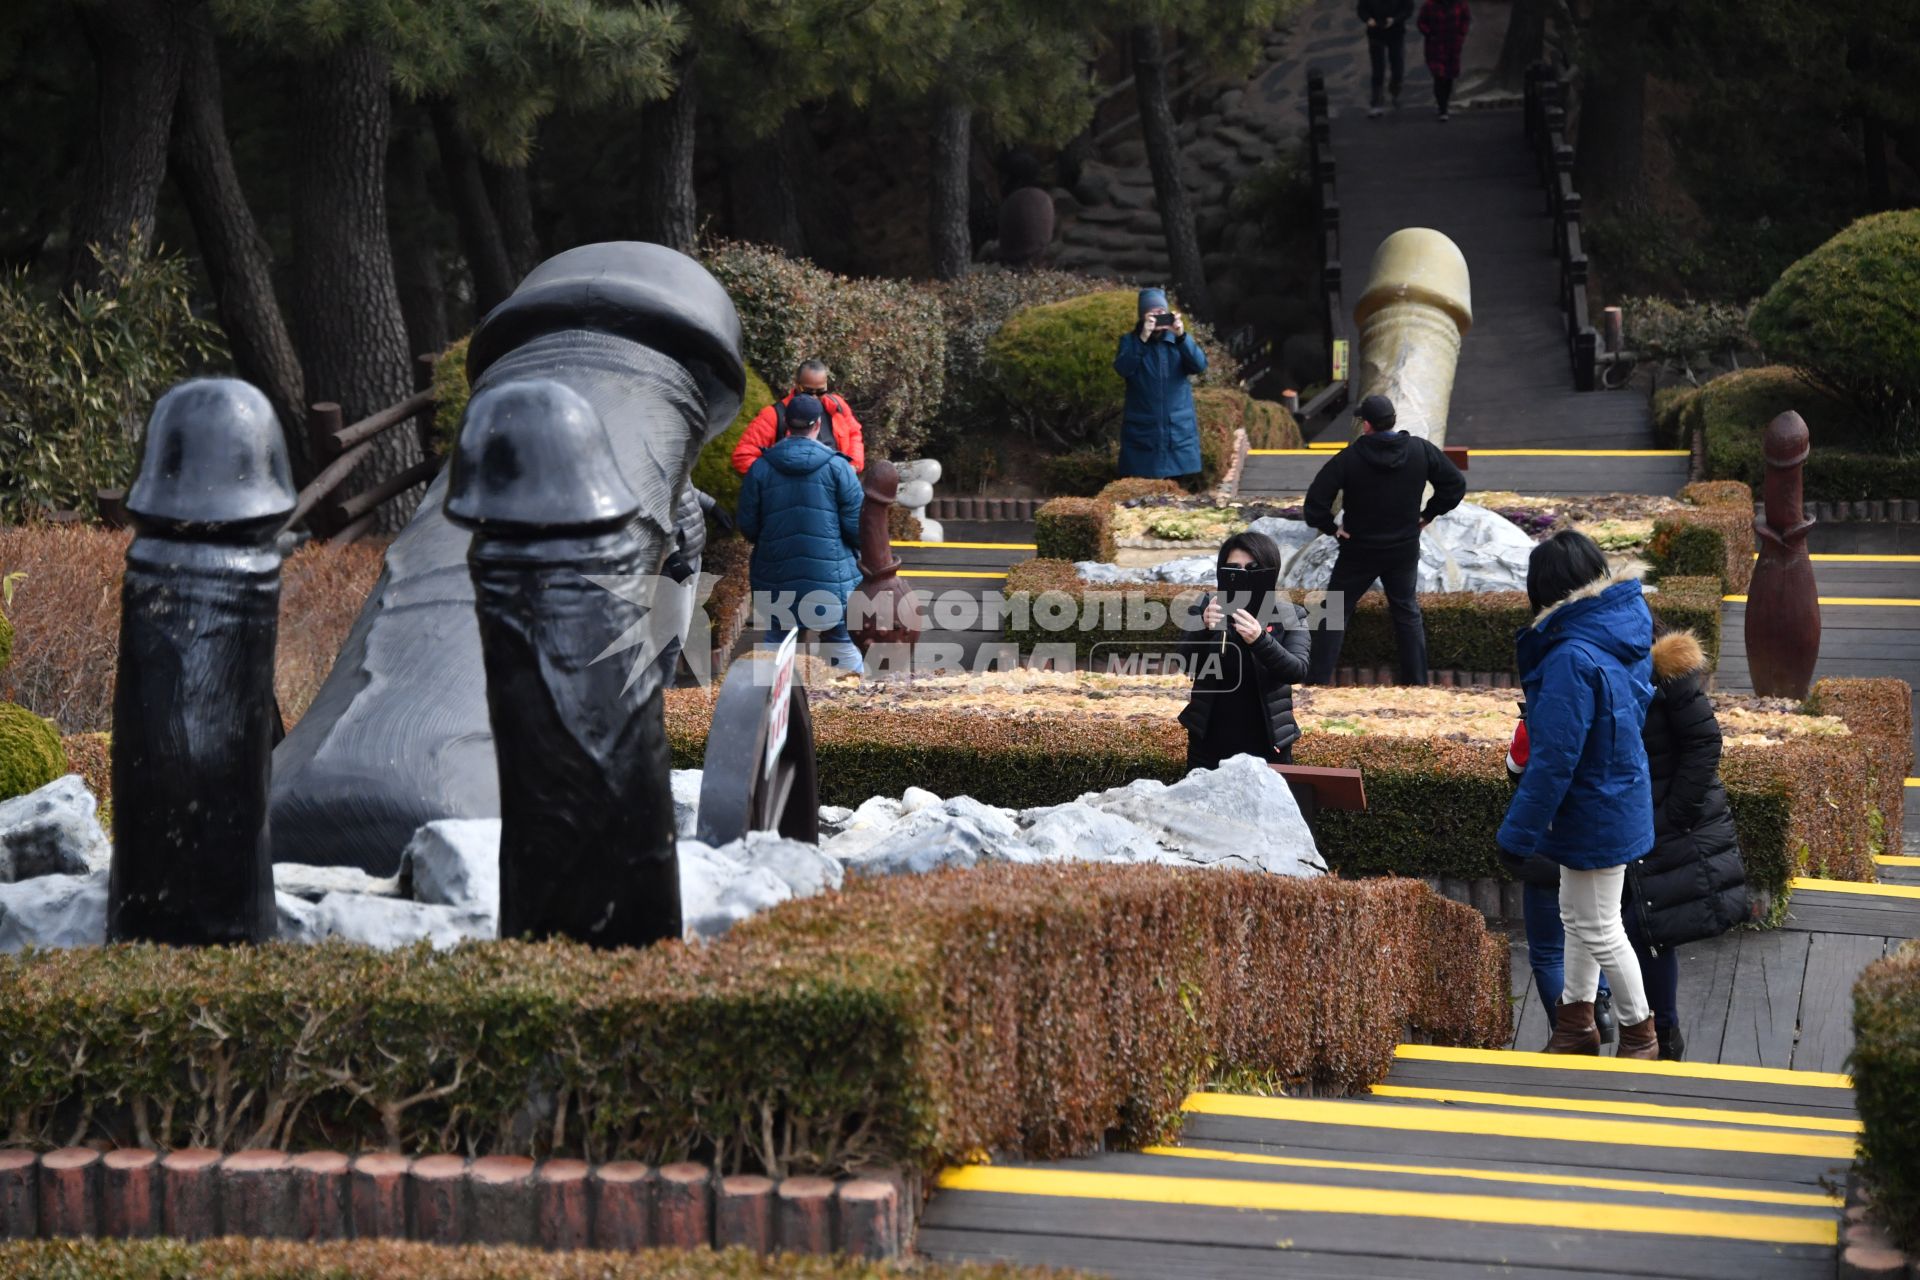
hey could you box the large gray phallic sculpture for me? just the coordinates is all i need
[110,380,296,943]
[269,243,746,875]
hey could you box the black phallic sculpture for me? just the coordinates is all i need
[444,381,681,945]
[269,243,745,873]
[109,379,295,944]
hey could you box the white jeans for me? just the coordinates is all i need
[1558,866,1650,1024]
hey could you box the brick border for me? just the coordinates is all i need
[1774,499,1920,525]
[0,1149,907,1258]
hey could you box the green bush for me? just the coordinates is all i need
[0,235,226,522]
[1749,211,1920,438]
[702,241,944,460]
[429,335,471,455]
[0,610,12,675]
[932,268,1121,435]
[689,367,773,516]
[0,866,1509,1175]
[996,560,1724,673]
[0,1240,1079,1280]
[1032,499,1112,562]
[1040,446,1118,496]
[0,702,66,802]
[983,291,1236,448]
[1648,507,1754,594]
[1855,941,1920,1253]
[1621,295,1757,385]
[1680,365,1920,500]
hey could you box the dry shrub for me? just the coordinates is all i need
[0,524,380,733]
[1855,941,1920,1254]
[1031,499,1111,562]
[0,1240,1079,1280]
[59,731,111,825]
[1678,479,1753,508]
[0,866,1505,1174]
[276,541,384,726]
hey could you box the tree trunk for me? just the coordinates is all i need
[483,160,541,277]
[169,7,310,478]
[1492,0,1548,92]
[635,57,698,252]
[928,94,975,280]
[1131,24,1212,319]
[290,41,422,531]
[388,118,451,361]
[1574,55,1646,204]
[68,0,188,291]
[729,127,807,257]
[431,104,516,315]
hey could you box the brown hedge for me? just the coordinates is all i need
[0,1241,1080,1280]
[1032,498,1112,563]
[1854,941,1920,1254]
[0,866,1506,1177]
[1648,505,1755,594]
[1095,477,1186,508]
[663,675,1905,912]
[702,535,753,670]
[997,560,1725,674]
[1678,480,1754,508]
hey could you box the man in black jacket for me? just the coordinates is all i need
[1301,394,1466,684]
[1359,0,1415,117]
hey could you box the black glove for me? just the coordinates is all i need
[709,505,737,535]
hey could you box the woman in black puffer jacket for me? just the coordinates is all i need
[1627,625,1750,1058]
[1502,626,1748,1059]
[1180,530,1312,768]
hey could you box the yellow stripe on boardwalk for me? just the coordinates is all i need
[893,540,1036,551]
[1366,1084,1862,1134]
[1251,448,1691,458]
[1138,1144,1841,1209]
[933,1166,1836,1247]
[1724,594,1920,606]
[1905,777,1920,788]
[1752,553,1920,564]
[1791,876,1920,900]
[896,569,1006,580]
[1876,855,1920,867]
[1181,1093,1855,1159]
[1393,1043,1852,1090]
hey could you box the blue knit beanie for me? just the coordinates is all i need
[1137,287,1169,317]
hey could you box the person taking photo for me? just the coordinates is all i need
[1179,531,1312,769]
[1114,287,1209,486]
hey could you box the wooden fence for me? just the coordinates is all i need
[1523,64,1599,392]
[1299,69,1352,428]
[283,355,444,545]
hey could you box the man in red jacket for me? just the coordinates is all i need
[730,359,867,475]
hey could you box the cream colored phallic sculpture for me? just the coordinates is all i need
[1352,228,1473,447]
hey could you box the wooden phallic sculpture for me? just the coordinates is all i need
[270,242,746,876]
[851,458,924,652]
[1352,228,1474,446]
[109,379,295,944]
[1746,409,1820,698]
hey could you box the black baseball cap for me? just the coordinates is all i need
[1356,394,1397,430]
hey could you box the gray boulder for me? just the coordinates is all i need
[0,776,109,881]
[274,863,402,903]
[839,809,1040,878]
[312,893,495,950]
[731,831,843,899]
[1019,802,1163,863]
[275,891,328,944]
[1079,754,1324,877]
[1281,504,1535,594]
[677,838,796,940]
[671,768,703,839]
[0,870,108,951]
[401,819,500,911]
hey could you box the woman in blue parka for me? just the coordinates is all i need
[1113,287,1208,480]
[1497,530,1659,1060]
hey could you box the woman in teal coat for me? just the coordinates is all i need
[1113,287,1208,480]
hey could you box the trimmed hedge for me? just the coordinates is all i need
[689,367,774,516]
[1748,210,1920,431]
[1667,365,1920,501]
[1098,477,1187,508]
[660,678,1904,912]
[1647,504,1754,594]
[0,1241,1077,1279]
[995,559,1724,673]
[430,335,472,455]
[0,702,66,802]
[0,865,1507,1174]
[1032,499,1112,563]
[1855,941,1920,1254]
[1678,480,1753,508]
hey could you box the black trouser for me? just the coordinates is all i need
[1434,76,1455,112]
[1307,541,1428,685]
[1366,26,1406,105]
[1187,741,1294,771]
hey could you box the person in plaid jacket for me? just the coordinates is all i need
[1417,0,1471,121]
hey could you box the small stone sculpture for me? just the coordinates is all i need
[895,458,942,543]
[109,379,294,944]
[1746,410,1820,699]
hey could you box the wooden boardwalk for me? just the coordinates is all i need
[1239,448,1691,498]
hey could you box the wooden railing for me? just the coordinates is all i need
[1301,70,1352,425]
[283,355,444,545]
[1523,64,1599,392]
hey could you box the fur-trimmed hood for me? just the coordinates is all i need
[1652,629,1707,683]
[1530,560,1649,629]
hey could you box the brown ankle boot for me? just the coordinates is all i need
[1547,1000,1601,1055]
[1617,1017,1659,1060]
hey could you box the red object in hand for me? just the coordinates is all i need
[1507,720,1529,775]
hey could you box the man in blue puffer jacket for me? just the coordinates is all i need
[738,394,865,674]
[1114,287,1209,482]
[1498,530,1658,1059]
